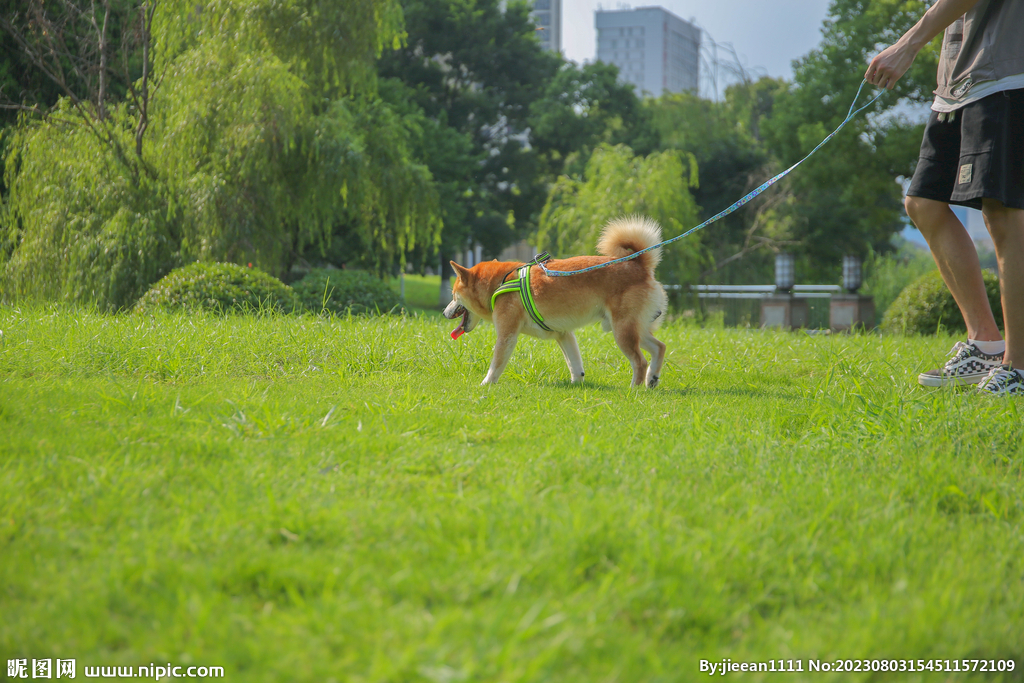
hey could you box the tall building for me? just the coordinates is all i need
[531,0,562,53]
[595,7,700,96]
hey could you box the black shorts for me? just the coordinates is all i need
[906,87,1024,210]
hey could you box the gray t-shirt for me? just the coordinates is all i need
[934,0,1024,106]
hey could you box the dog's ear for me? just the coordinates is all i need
[450,261,470,282]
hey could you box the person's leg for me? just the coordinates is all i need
[981,199,1024,365]
[905,195,1001,341]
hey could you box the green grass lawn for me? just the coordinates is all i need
[392,274,445,314]
[1,305,1022,682]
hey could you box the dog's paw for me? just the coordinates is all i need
[646,374,659,389]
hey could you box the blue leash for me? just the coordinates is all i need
[539,79,886,277]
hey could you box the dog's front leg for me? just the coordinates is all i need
[481,331,519,385]
[556,332,585,383]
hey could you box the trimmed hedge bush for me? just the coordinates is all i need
[882,269,1002,335]
[292,269,402,316]
[135,263,299,314]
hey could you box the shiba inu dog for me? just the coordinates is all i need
[443,216,668,387]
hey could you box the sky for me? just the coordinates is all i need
[561,0,836,86]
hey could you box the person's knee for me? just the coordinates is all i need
[905,196,946,235]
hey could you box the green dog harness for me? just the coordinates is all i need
[491,252,553,331]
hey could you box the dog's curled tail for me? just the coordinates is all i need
[596,215,663,271]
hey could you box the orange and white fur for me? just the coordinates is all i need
[443,216,668,387]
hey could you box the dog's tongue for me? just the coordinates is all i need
[450,309,468,340]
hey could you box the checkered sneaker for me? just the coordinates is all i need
[977,364,1024,396]
[917,341,1004,387]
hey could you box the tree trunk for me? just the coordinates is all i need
[135,2,153,159]
[96,1,110,121]
[439,253,453,306]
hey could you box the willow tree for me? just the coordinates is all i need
[151,0,441,275]
[1,0,171,307]
[1,0,441,309]
[535,143,704,286]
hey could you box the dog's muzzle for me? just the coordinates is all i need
[444,302,470,339]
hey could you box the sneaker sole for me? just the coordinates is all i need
[918,371,990,387]
[978,385,1024,396]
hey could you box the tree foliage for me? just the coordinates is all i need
[379,0,658,270]
[1,101,177,307]
[374,77,478,269]
[536,144,703,285]
[378,0,561,262]
[648,80,782,283]
[154,0,405,98]
[1,0,442,309]
[530,61,658,168]
[637,0,944,285]
[152,0,441,274]
[758,0,941,274]
[0,0,151,124]
[1,0,955,311]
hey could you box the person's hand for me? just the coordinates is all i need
[864,41,919,89]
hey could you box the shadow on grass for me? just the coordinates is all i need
[534,378,803,402]
[535,378,618,391]
[667,386,803,401]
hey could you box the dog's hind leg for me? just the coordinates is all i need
[611,321,648,387]
[482,330,520,385]
[556,332,585,383]
[640,330,666,388]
